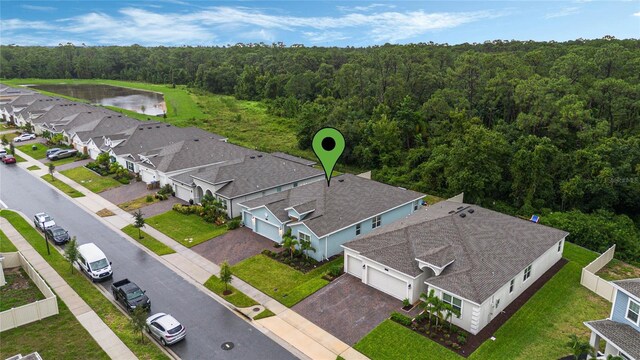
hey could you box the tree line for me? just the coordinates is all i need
[2,38,639,263]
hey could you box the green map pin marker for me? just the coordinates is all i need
[312,127,345,187]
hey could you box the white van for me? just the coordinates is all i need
[76,243,113,282]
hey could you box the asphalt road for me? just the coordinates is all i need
[0,164,298,360]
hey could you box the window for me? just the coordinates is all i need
[277,186,282,192]
[372,215,381,229]
[523,264,532,282]
[126,161,134,171]
[627,299,640,324]
[414,202,418,211]
[443,293,462,315]
[557,240,562,252]
[293,182,298,188]
[355,223,361,236]
[509,278,515,294]
[299,232,311,243]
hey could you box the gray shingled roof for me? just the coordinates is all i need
[343,201,569,304]
[585,319,640,359]
[15,98,74,117]
[271,152,316,166]
[111,125,225,156]
[74,115,142,142]
[31,103,104,124]
[240,174,424,237]
[613,279,640,299]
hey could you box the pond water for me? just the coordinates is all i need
[31,84,166,116]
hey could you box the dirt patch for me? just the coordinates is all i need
[4,268,31,290]
[596,259,640,281]
[96,208,115,217]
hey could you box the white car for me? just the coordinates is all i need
[14,133,36,142]
[146,313,186,346]
[34,212,56,230]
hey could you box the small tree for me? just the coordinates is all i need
[280,230,299,260]
[1,135,7,145]
[566,334,595,360]
[9,142,14,155]
[219,261,233,295]
[299,237,316,260]
[443,303,461,332]
[23,122,33,134]
[48,162,56,179]
[130,306,148,343]
[50,133,64,145]
[133,210,146,239]
[95,152,111,173]
[65,236,79,274]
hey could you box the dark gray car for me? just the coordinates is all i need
[48,149,77,160]
[44,225,70,245]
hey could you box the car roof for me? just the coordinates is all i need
[35,212,50,218]
[77,243,108,262]
[155,314,180,329]
[49,225,65,231]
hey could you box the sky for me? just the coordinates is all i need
[0,1,638,47]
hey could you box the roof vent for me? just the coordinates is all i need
[166,124,170,127]
[250,156,256,159]
[257,154,262,158]
[156,125,160,128]
[459,213,466,218]
[338,179,344,182]
[457,206,464,210]
[194,139,199,141]
[448,210,455,214]
[468,209,474,213]
[147,127,152,129]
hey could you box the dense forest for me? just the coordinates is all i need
[2,38,639,263]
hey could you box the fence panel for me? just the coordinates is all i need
[580,245,616,302]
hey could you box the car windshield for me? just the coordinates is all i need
[126,289,144,300]
[53,229,66,236]
[89,259,109,271]
[168,325,183,335]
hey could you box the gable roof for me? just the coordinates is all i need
[74,115,142,142]
[343,201,569,304]
[613,278,640,300]
[32,103,111,125]
[271,152,317,166]
[111,125,224,156]
[584,320,639,359]
[240,174,424,237]
[15,97,75,117]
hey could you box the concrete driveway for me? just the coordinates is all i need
[293,274,411,345]
[192,227,282,265]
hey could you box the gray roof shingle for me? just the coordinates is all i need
[240,174,424,237]
[271,152,316,166]
[613,279,640,299]
[343,201,569,304]
[585,319,640,359]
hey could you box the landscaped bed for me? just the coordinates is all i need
[60,166,122,193]
[0,267,46,312]
[121,225,176,256]
[146,210,227,247]
[354,242,610,360]
[231,254,344,307]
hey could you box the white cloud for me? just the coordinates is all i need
[0,19,55,31]
[21,4,56,11]
[337,4,395,12]
[303,31,349,43]
[634,11,640,16]
[545,7,580,19]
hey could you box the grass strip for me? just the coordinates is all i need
[253,308,275,320]
[121,225,176,256]
[203,275,259,308]
[41,174,85,198]
[27,165,40,171]
[0,229,18,252]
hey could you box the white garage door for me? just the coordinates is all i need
[255,219,280,242]
[367,267,407,301]
[175,185,191,202]
[346,255,363,278]
[141,170,155,184]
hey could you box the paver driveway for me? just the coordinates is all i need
[191,227,282,265]
[293,274,409,345]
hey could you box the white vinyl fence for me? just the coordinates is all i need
[0,252,59,332]
[580,245,616,302]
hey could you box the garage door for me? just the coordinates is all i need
[141,170,155,184]
[175,185,191,202]
[346,255,363,278]
[255,219,280,242]
[367,267,407,301]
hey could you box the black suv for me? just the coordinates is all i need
[44,225,70,245]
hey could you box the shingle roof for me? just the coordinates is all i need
[33,103,114,125]
[271,152,316,166]
[240,174,424,237]
[74,115,142,142]
[613,279,640,299]
[15,97,74,117]
[111,125,225,156]
[343,201,569,304]
[585,319,640,359]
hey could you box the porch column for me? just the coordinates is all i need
[589,331,601,354]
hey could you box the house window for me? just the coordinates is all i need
[523,264,532,282]
[293,182,298,188]
[443,293,462,314]
[372,215,381,229]
[299,232,311,243]
[277,186,282,192]
[355,223,361,236]
[509,279,515,294]
[627,299,640,324]
[557,240,562,252]
[414,202,418,211]
[126,161,134,171]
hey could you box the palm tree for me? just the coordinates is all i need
[280,232,299,260]
[566,334,595,360]
[299,237,316,259]
[443,303,461,332]
[419,290,436,323]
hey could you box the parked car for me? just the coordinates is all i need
[111,278,150,312]
[47,149,77,160]
[34,212,56,230]
[146,313,186,346]
[44,225,70,245]
[77,243,113,282]
[1,155,16,164]
[13,133,36,142]
[46,148,62,157]
[0,149,7,158]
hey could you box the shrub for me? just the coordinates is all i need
[414,312,428,323]
[261,249,271,256]
[227,219,241,230]
[457,334,467,345]
[146,195,154,202]
[327,265,343,278]
[158,184,173,196]
[402,298,411,308]
[76,152,89,160]
[451,343,461,350]
[117,177,130,184]
[390,312,412,327]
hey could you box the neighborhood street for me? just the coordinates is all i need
[0,164,298,360]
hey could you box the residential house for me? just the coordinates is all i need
[12,98,74,127]
[0,93,47,124]
[171,153,324,218]
[239,174,425,261]
[31,103,110,134]
[342,200,568,335]
[585,278,640,360]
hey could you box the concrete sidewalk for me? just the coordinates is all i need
[0,218,137,360]
[14,148,370,360]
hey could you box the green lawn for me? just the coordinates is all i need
[17,143,49,159]
[253,308,276,320]
[118,195,158,212]
[0,297,109,360]
[203,275,259,308]
[41,174,85,198]
[0,268,46,312]
[49,156,81,167]
[14,153,26,162]
[354,242,610,360]
[60,166,121,193]
[146,211,227,247]
[0,210,168,360]
[0,229,18,252]
[232,254,344,307]
[121,225,175,256]
[27,165,40,171]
